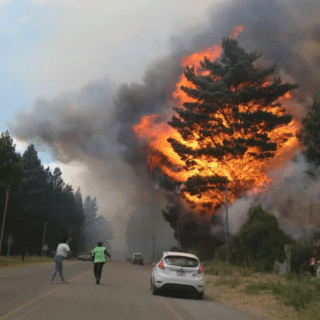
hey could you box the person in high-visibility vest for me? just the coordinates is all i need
[92,241,111,284]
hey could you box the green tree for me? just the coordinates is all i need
[20,144,48,254]
[60,184,85,255]
[0,131,24,254]
[0,131,23,189]
[167,38,299,212]
[297,97,320,165]
[233,204,292,271]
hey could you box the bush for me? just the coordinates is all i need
[205,260,235,276]
[275,283,314,310]
[268,280,318,311]
[290,240,313,274]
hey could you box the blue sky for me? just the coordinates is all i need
[0,0,67,163]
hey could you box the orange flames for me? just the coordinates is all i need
[133,34,300,215]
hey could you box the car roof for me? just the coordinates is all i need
[162,251,199,260]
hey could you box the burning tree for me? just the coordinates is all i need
[167,38,299,213]
[297,97,320,166]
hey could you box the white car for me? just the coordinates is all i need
[150,251,205,299]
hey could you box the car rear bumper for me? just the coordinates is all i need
[154,274,204,293]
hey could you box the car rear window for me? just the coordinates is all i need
[164,256,199,267]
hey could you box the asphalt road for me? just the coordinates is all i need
[0,261,255,320]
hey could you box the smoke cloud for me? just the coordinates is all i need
[11,0,320,258]
[225,154,320,239]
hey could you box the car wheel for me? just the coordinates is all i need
[196,291,204,300]
[151,278,160,295]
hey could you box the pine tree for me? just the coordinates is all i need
[20,144,51,254]
[0,131,23,189]
[168,38,299,212]
[297,97,320,165]
[21,144,47,213]
[0,131,24,253]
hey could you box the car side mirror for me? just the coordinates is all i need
[150,262,156,267]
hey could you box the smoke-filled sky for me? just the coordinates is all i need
[2,0,320,259]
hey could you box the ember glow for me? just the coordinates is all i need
[134,38,300,215]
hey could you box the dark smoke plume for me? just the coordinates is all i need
[11,0,320,257]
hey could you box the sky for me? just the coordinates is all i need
[0,0,217,184]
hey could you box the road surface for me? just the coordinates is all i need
[0,261,255,320]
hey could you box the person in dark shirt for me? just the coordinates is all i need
[92,241,111,284]
[21,247,27,262]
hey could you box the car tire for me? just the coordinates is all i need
[196,291,204,300]
[151,278,160,295]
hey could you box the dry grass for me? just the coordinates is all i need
[205,273,301,320]
[0,255,53,268]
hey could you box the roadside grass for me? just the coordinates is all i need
[204,260,254,276]
[204,260,320,320]
[0,255,53,268]
[245,280,318,310]
[215,275,240,288]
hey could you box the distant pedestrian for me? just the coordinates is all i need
[309,257,315,276]
[21,247,27,262]
[92,241,111,284]
[49,237,71,284]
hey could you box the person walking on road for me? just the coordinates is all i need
[49,237,71,284]
[92,241,111,284]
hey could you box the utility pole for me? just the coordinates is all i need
[176,214,180,250]
[225,178,229,265]
[41,221,47,258]
[0,185,10,255]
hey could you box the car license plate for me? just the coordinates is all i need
[177,270,185,276]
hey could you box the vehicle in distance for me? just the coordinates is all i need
[150,251,204,299]
[132,253,144,265]
[78,252,92,261]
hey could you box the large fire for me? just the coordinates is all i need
[134,32,300,215]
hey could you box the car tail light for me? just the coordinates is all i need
[198,265,204,274]
[158,260,165,270]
